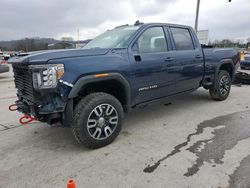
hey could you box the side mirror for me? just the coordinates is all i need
[131,41,141,62]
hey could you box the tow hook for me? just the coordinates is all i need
[9,104,18,111]
[19,115,36,125]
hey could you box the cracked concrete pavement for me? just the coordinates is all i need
[0,68,250,188]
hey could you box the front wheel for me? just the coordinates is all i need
[72,92,124,149]
[209,70,231,101]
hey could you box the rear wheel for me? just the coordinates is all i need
[209,70,231,101]
[72,92,124,149]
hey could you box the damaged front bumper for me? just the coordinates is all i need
[14,91,71,125]
[12,63,73,125]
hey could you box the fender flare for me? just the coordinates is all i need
[68,72,131,106]
[215,59,234,77]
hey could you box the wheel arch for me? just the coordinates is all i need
[68,73,131,112]
[216,59,234,78]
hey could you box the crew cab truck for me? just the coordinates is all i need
[9,22,240,149]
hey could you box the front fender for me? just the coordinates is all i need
[68,72,131,105]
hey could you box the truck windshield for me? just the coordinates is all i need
[83,26,139,49]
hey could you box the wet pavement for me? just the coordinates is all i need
[144,110,250,187]
[0,69,250,188]
[229,154,250,188]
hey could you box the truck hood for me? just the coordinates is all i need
[8,48,110,64]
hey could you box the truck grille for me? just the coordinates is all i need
[12,64,35,104]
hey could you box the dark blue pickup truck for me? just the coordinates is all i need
[9,22,240,148]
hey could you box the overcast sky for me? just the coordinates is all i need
[0,0,249,42]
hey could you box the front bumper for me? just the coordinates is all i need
[12,63,69,124]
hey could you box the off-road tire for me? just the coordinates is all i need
[72,92,124,149]
[209,70,231,101]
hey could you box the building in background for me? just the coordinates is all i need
[61,37,74,42]
[48,39,91,50]
[48,41,75,49]
[197,30,209,45]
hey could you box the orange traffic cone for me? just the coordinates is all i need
[67,179,76,188]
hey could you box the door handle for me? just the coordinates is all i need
[195,55,202,59]
[165,57,174,62]
[134,55,141,62]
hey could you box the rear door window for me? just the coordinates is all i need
[170,27,194,50]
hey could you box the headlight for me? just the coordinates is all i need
[30,64,64,89]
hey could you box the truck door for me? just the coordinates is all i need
[168,27,204,92]
[129,26,176,105]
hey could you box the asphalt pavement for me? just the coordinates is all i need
[0,67,250,188]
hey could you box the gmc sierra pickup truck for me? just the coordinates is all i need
[9,22,240,149]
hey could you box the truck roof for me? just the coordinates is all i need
[115,22,194,31]
[144,22,192,28]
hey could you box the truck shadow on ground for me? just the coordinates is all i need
[124,89,213,129]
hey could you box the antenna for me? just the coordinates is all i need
[134,20,144,26]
